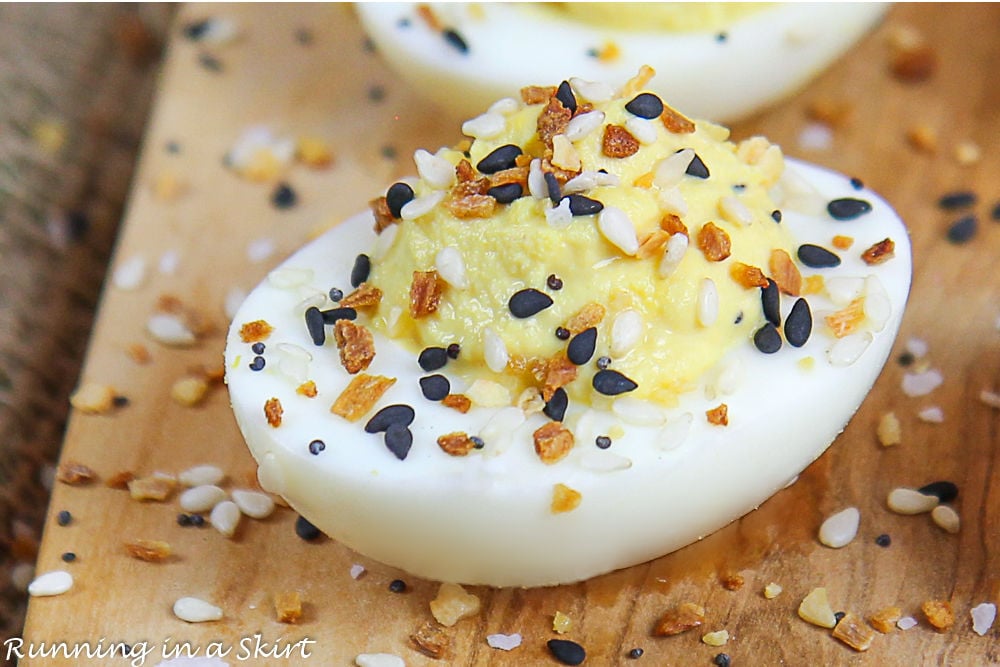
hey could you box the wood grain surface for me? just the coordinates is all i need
[20,4,1000,666]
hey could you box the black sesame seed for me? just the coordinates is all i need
[365,404,416,433]
[112,395,130,408]
[732,183,746,192]
[761,279,781,327]
[593,369,638,396]
[386,182,415,218]
[351,253,371,287]
[625,92,664,119]
[296,28,315,45]
[397,17,410,28]
[991,201,1000,221]
[305,306,325,346]
[446,343,461,359]
[418,346,449,371]
[567,327,598,365]
[384,423,413,460]
[295,515,321,541]
[715,31,728,42]
[487,182,523,204]
[875,533,892,548]
[897,351,915,366]
[586,47,599,58]
[165,140,181,154]
[918,480,959,503]
[543,387,569,422]
[272,182,297,209]
[329,287,344,302]
[57,510,72,526]
[67,210,90,241]
[548,639,586,666]
[509,288,553,318]
[937,191,977,210]
[477,144,522,174]
[381,145,397,160]
[251,342,265,355]
[555,327,571,340]
[753,323,782,354]
[556,80,577,113]
[784,298,812,348]
[419,374,451,401]
[797,243,842,268]
[547,274,563,290]
[713,653,732,667]
[197,52,223,72]
[734,311,743,325]
[320,307,358,324]
[834,611,846,623]
[596,435,612,450]
[850,177,865,191]
[61,552,76,563]
[308,439,326,455]
[771,209,782,223]
[946,214,977,244]
[470,436,485,449]
[596,356,611,370]
[545,172,562,205]
[368,85,386,103]
[189,514,205,527]
[564,194,604,216]
[388,578,407,593]
[177,513,192,527]
[442,28,469,54]
[249,356,266,371]
[827,197,872,220]
[628,647,644,659]
[183,19,211,40]
[684,152,709,179]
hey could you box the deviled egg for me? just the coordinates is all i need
[356,2,889,122]
[225,69,909,587]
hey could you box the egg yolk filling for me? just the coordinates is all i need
[368,69,795,407]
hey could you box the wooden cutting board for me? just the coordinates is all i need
[21,4,1000,665]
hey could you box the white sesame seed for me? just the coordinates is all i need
[563,170,620,194]
[413,149,456,189]
[528,158,546,199]
[827,331,873,367]
[146,313,197,347]
[917,406,944,423]
[231,489,275,519]
[659,412,693,450]
[659,233,688,278]
[246,237,275,263]
[179,465,225,487]
[487,96,520,115]
[719,195,753,226]
[612,397,666,426]
[435,246,468,289]
[461,111,506,139]
[113,255,147,290]
[905,337,929,358]
[654,149,695,189]
[173,596,223,623]
[579,451,632,473]
[350,564,366,580]
[210,500,241,538]
[902,368,943,397]
[267,267,313,289]
[697,278,719,327]
[486,633,523,651]
[545,198,573,228]
[625,117,657,144]
[971,603,997,636]
[27,570,72,597]
[611,309,643,356]
[179,485,227,513]
[887,487,939,514]
[400,191,445,221]
[568,77,614,103]
[597,206,639,255]
[483,327,509,373]
[355,654,405,667]
[158,248,181,275]
[896,616,918,630]
[931,504,960,533]
[657,185,688,216]
[565,110,605,142]
[818,507,860,548]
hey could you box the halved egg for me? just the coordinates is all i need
[225,72,910,587]
[356,2,889,122]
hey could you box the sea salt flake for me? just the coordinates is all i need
[246,238,276,263]
[917,406,944,423]
[487,633,523,651]
[971,603,997,636]
[896,616,918,630]
[798,122,834,151]
[113,255,147,290]
[158,249,181,275]
[905,337,929,358]
[349,564,366,580]
[902,368,943,397]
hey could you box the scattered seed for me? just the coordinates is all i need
[971,603,997,636]
[568,327,598,365]
[918,480,958,503]
[179,485,227,513]
[545,172,562,205]
[784,298,812,347]
[875,533,892,547]
[628,648,644,659]
[701,630,729,647]
[625,92,664,119]
[477,144,521,174]
[351,254,371,287]
[547,639,586,666]
[61,552,76,563]
[753,323,782,354]
[555,80,577,113]
[210,500,241,537]
[304,306,325,345]
[887,487,938,514]
[384,424,413,460]
[595,435,612,449]
[685,153,710,179]
[231,489,275,519]
[827,198,872,220]
[761,279,780,326]
[56,510,72,526]
[543,387,569,422]
[321,307,357,324]
[931,504,960,533]
[365,404,415,433]
[509,288,553,318]
[271,182,297,209]
[797,244,842,268]
[555,327,571,340]
[938,191,977,209]
[389,578,407,593]
[419,374,451,401]
[418,346,449,371]
[564,194,604,216]
[442,28,468,54]
[946,214,977,244]
[713,654,732,667]
[295,515,321,541]
[173,596,223,623]
[488,182,523,204]
[28,570,73,597]
[596,356,611,370]
[593,369,638,396]
[819,507,860,548]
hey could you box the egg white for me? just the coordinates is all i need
[356,2,889,122]
[225,158,910,587]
